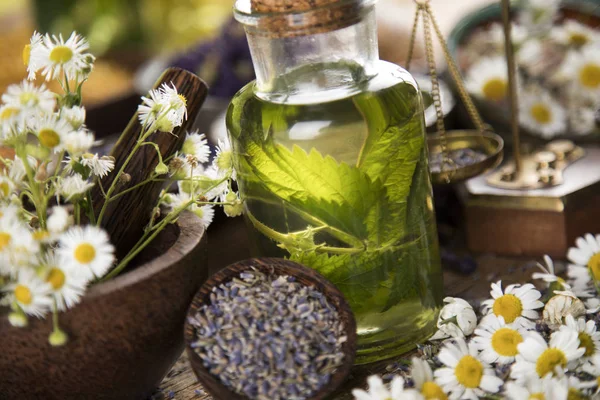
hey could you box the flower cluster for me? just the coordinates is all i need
[0,31,242,347]
[463,0,599,139]
[353,233,600,399]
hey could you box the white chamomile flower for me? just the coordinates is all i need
[41,252,89,311]
[520,0,560,33]
[472,314,530,365]
[61,105,86,129]
[504,374,568,400]
[516,39,544,69]
[0,175,15,199]
[57,173,94,201]
[488,22,527,48]
[34,114,73,152]
[47,205,72,234]
[352,375,423,400]
[63,129,95,156]
[57,225,115,280]
[138,83,187,134]
[182,130,211,163]
[80,153,115,178]
[429,297,477,341]
[6,268,53,317]
[560,315,600,362]
[35,32,93,81]
[138,86,164,128]
[23,31,44,80]
[519,90,567,139]
[543,291,587,330]
[552,20,600,49]
[159,83,187,121]
[532,255,571,291]
[0,203,21,222]
[0,218,39,277]
[567,233,600,284]
[411,357,448,400]
[434,337,503,399]
[560,47,600,99]
[214,138,235,178]
[2,80,56,114]
[190,204,215,229]
[511,330,585,382]
[481,281,544,329]
[465,56,509,102]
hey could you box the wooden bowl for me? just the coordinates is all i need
[0,211,208,400]
[184,258,357,400]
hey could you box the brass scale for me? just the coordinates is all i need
[410,0,585,188]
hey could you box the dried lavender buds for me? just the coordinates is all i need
[188,269,347,400]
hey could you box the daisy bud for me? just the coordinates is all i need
[169,157,185,173]
[223,191,243,217]
[118,173,131,184]
[34,162,49,182]
[430,297,477,340]
[8,311,28,327]
[161,193,174,204]
[49,328,68,347]
[48,206,73,234]
[186,154,199,169]
[154,162,169,175]
[543,291,586,330]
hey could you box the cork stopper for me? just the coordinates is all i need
[236,0,370,38]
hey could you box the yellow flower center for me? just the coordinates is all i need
[0,107,19,120]
[74,243,96,264]
[482,78,507,101]
[422,381,448,400]
[0,231,12,250]
[49,45,73,64]
[0,181,10,197]
[46,267,66,290]
[15,284,32,305]
[216,151,233,171]
[491,327,523,356]
[182,139,195,155]
[38,128,61,148]
[529,394,545,400]
[23,44,31,65]
[177,94,187,106]
[530,103,552,125]
[579,63,600,89]
[568,388,584,400]
[33,230,49,241]
[569,33,589,47]
[492,294,523,324]
[587,252,600,281]
[454,355,483,389]
[579,332,596,357]
[536,348,567,378]
[19,92,38,106]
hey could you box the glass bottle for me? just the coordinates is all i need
[227,0,443,364]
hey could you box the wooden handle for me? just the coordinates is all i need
[91,67,208,260]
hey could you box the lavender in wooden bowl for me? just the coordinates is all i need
[184,258,357,400]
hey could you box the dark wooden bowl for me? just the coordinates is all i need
[0,211,208,400]
[184,258,357,400]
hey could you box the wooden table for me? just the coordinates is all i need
[152,216,544,399]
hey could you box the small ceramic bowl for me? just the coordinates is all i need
[184,257,357,400]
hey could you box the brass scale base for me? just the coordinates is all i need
[459,140,600,257]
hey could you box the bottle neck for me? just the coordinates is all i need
[244,5,379,103]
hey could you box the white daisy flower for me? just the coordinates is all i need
[532,255,571,291]
[190,204,215,229]
[80,153,115,178]
[560,315,600,362]
[560,47,600,99]
[481,281,544,329]
[6,268,52,317]
[137,83,186,134]
[519,90,567,139]
[23,31,44,80]
[511,330,585,382]
[57,173,94,201]
[520,0,560,33]
[488,22,527,48]
[57,225,115,280]
[411,357,448,400]
[138,86,166,129]
[2,80,56,114]
[181,130,211,163]
[504,374,568,400]
[159,82,187,121]
[352,375,423,400]
[516,39,544,69]
[0,218,39,277]
[33,114,73,152]
[63,129,95,156]
[434,337,503,399]
[0,175,15,199]
[465,56,509,102]
[552,20,600,49]
[41,252,89,311]
[567,233,600,284]
[569,106,597,136]
[47,205,73,234]
[472,314,530,365]
[34,32,93,81]
[543,291,586,330]
[429,297,477,341]
[61,105,86,129]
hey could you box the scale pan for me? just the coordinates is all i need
[427,130,504,185]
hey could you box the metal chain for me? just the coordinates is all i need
[405,6,422,71]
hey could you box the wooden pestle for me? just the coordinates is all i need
[91,67,208,260]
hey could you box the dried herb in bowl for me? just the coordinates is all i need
[187,268,347,400]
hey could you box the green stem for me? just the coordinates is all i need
[107,177,166,203]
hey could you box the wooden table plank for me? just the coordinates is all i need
[153,217,550,399]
